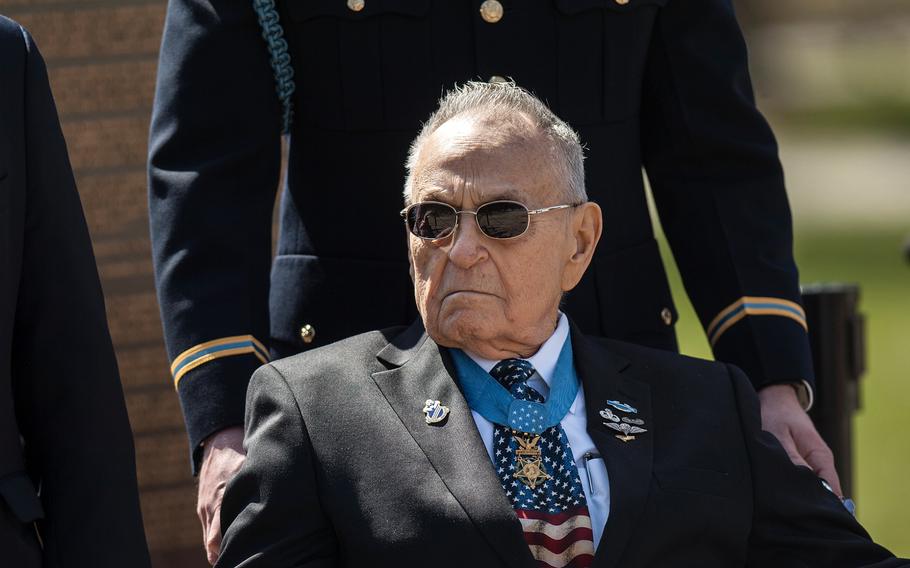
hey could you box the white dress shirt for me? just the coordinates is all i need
[463,313,611,548]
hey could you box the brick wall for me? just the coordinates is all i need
[1,1,206,566]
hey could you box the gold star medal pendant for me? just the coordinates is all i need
[512,431,552,489]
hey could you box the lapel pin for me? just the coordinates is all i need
[606,400,638,414]
[604,421,647,442]
[621,417,645,426]
[422,399,450,425]
[599,408,621,422]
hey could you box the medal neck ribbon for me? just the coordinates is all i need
[449,338,579,435]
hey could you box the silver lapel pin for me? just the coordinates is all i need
[422,399,450,425]
[604,421,647,443]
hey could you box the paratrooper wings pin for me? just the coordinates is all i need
[604,421,647,442]
[601,401,646,441]
[599,408,621,422]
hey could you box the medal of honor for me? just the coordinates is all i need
[512,432,551,489]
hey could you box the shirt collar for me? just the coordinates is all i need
[463,313,573,410]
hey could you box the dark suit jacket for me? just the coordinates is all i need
[217,321,901,568]
[0,17,151,567]
[149,0,814,469]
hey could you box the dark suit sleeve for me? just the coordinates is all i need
[641,0,814,393]
[148,0,283,468]
[724,364,903,566]
[10,26,151,566]
[217,364,337,568]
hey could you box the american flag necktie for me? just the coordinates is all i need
[490,359,595,568]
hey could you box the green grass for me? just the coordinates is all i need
[656,225,910,555]
[774,99,910,139]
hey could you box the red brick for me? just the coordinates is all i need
[49,59,157,118]
[135,431,192,488]
[62,116,149,172]
[138,484,203,551]
[76,171,149,235]
[11,4,166,61]
[105,292,164,347]
[93,235,152,260]
[125,386,184,435]
[115,343,170,391]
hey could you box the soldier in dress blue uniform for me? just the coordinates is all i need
[148,0,837,562]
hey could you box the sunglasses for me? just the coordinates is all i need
[400,200,579,241]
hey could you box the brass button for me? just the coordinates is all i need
[347,0,365,12]
[489,75,507,84]
[299,324,316,344]
[615,0,630,4]
[479,0,503,23]
[660,308,673,326]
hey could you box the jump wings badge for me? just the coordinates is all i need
[604,421,647,442]
[512,434,551,489]
[422,399,450,425]
[600,401,646,442]
[599,408,621,422]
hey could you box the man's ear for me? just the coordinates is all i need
[405,225,416,283]
[561,202,602,292]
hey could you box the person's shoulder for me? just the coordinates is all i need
[267,326,409,384]
[0,16,39,86]
[0,15,27,56]
[0,15,23,36]
[588,334,736,391]
[586,335,749,421]
[0,16,28,129]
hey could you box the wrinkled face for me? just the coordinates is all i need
[406,113,601,359]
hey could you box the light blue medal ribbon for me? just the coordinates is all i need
[449,338,579,434]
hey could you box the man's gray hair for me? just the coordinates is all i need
[404,81,587,204]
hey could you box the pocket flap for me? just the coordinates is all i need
[0,473,44,523]
[287,0,430,22]
[269,254,414,353]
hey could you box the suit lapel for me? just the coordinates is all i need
[571,327,653,568]
[371,323,535,568]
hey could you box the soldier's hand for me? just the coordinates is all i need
[758,384,843,497]
[197,425,246,565]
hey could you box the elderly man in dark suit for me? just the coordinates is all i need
[0,16,151,568]
[216,82,902,568]
[150,4,838,561]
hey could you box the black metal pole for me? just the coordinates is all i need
[802,283,865,500]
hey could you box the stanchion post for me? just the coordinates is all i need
[802,283,865,499]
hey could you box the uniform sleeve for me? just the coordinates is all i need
[148,0,283,469]
[640,0,814,393]
[12,26,151,566]
[725,364,903,566]
[216,365,338,568]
